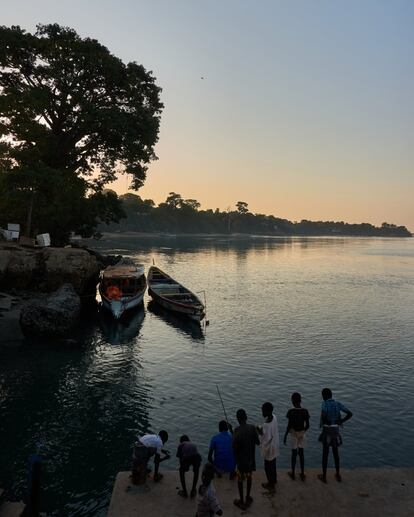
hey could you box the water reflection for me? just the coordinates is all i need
[0,307,153,516]
[98,306,145,345]
[86,234,362,263]
[147,300,205,341]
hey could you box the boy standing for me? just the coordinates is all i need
[208,420,236,478]
[176,434,202,498]
[258,402,279,490]
[232,409,260,510]
[318,388,352,483]
[283,392,310,481]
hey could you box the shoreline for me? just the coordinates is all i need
[85,231,413,241]
[108,468,414,516]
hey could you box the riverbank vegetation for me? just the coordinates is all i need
[100,192,411,237]
[0,24,162,244]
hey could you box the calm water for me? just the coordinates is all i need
[1,236,413,515]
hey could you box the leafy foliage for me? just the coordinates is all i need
[0,23,162,243]
[101,194,411,237]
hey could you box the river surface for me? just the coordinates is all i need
[1,236,413,515]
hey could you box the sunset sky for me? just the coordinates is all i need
[3,0,414,230]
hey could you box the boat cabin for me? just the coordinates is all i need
[101,265,146,297]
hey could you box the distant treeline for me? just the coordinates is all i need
[100,192,411,237]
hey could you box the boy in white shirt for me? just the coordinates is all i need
[257,402,279,490]
[132,430,170,483]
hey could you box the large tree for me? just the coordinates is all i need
[0,23,163,243]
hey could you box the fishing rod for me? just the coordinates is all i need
[216,384,229,424]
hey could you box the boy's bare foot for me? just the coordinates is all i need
[190,487,197,498]
[335,473,342,482]
[261,482,275,490]
[288,471,295,480]
[234,499,246,510]
[153,473,163,482]
[245,495,253,507]
[177,489,188,498]
[300,473,306,481]
[317,474,327,484]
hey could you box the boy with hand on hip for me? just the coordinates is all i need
[318,387,352,483]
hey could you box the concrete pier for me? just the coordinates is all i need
[108,468,414,516]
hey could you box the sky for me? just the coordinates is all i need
[2,0,414,229]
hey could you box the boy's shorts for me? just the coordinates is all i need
[290,430,306,449]
[180,453,202,472]
[133,443,155,466]
[236,469,252,482]
[319,426,342,448]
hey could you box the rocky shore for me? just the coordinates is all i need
[0,243,100,295]
[0,243,119,340]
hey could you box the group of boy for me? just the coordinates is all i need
[132,388,352,515]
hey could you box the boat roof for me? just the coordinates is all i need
[102,264,145,279]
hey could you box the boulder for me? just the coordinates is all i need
[41,247,100,293]
[0,245,100,295]
[20,284,81,338]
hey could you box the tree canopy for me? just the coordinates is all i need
[236,201,249,214]
[0,23,163,243]
[101,193,411,237]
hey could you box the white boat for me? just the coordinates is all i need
[99,259,146,319]
[147,266,205,321]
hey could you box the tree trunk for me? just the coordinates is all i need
[26,190,35,237]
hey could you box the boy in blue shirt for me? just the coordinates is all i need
[208,420,236,479]
[318,388,353,483]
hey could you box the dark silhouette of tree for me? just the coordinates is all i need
[0,23,162,243]
[165,192,183,209]
[182,199,201,211]
[102,194,412,238]
[236,201,249,214]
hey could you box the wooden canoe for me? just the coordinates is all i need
[147,266,205,321]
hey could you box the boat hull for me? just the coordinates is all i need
[148,288,205,321]
[101,289,146,319]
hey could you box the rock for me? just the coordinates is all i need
[0,245,100,295]
[20,284,81,338]
[72,245,122,268]
[41,247,99,293]
[5,247,39,290]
